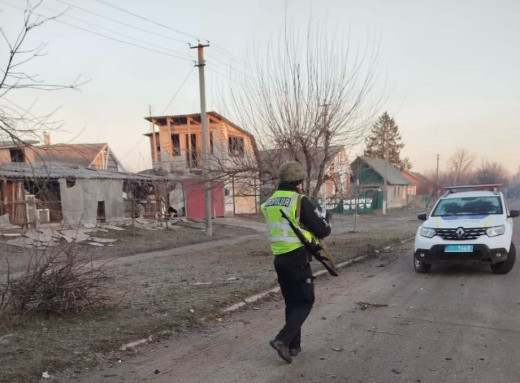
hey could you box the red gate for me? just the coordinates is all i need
[183,180,224,219]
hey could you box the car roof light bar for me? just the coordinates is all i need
[444,184,502,195]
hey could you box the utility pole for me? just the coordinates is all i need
[382,129,387,215]
[191,42,212,236]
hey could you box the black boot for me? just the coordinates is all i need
[269,339,292,363]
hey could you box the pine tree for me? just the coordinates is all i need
[363,112,411,170]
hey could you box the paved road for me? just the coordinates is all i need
[58,205,520,383]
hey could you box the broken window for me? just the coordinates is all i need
[228,136,244,157]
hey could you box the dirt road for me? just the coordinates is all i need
[49,215,520,383]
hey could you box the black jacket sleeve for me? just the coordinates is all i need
[299,196,331,239]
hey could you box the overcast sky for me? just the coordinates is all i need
[2,0,519,175]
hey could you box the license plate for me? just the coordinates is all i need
[445,245,474,252]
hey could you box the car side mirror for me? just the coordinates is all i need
[509,210,520,218]
[417,212,428,221]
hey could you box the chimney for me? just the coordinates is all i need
[43,132,50,146]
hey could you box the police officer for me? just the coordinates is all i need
[260,161,331,363]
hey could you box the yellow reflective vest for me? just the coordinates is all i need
[260,190,316,255]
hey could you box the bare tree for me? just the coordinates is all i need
[448,148,475,185]
[221,22,382,199]
[0,0,82,147]
[474,160,510,186]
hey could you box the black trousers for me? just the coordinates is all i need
[274,261,315,348]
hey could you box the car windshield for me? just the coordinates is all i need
[432,196,503,216]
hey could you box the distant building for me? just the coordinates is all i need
[350,156,412,209]
[0,135,125,172]
[401,169,437,208]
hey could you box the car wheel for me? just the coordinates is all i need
[414,256,431,273]
[491,242,516,274]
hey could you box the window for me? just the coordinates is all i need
[210,132,214,154]
[10,148,25,162]
[171,134,180,156]
[228,136,244,157]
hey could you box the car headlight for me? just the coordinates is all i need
[486,225,505,237]
[419,226,436,238]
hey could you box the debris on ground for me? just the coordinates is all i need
[356,301,389,310]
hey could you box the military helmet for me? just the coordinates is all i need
[278,161,306,182]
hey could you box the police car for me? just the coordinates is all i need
[414,184,520,274]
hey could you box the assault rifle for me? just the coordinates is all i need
[280,209,339,277]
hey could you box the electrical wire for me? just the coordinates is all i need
[88,0,205,42]
[162,66,195,114]
[36,0,192,56]
[52,0,189,45]
[0,0,195,62]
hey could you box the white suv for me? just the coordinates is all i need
[414,185,519,274]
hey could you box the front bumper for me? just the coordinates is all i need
[414,244,509,265]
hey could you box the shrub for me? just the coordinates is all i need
[0,246,114,318]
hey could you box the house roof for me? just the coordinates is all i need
[352,156,411,185]
[31,143,111,168]
[0,162,163,181]
[144,111,253,138]
[401,169,435,186]
[0,140,39,148]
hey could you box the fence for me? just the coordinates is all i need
[314,197,375,215]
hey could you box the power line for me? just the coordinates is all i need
[52,0,190,45]
[120,135,146,160]
[38,0,191,56]
[53,17,194,61]
[88,0,205,42]
[162,66,196,114]
[1,0,195,62]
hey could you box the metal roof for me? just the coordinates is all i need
[0,162,164,181]
[31,143,108,168]
[352,157,411,185]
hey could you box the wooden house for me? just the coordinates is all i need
[144,111,257,218]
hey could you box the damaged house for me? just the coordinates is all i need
[0,138,166,227]
[0,162,165,227]
[144,111,258,218]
